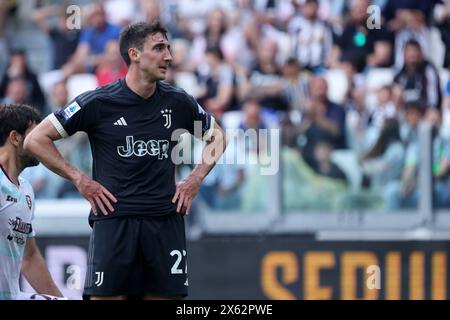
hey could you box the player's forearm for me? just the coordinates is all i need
[21,249,63,297]
[24,129,84,185]
[191,128,228,182]
[190,163,214,185]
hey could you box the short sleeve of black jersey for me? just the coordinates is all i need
[48,90,98,137]
[184,93,215,140]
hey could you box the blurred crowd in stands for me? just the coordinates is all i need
[2,0,450,212]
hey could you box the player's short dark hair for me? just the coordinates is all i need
[0,104,41,146]
[119,20,169,66]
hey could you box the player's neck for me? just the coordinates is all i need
[0,150,21,186]
[125,70,157,99]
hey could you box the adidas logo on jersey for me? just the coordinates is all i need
[114,117,128,126]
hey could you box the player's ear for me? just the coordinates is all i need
[8,130,21,147]
[128,47,140,63]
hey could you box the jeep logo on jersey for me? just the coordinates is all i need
[161,109,172,129]
[117,136,169,159]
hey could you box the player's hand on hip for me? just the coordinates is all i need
[75,173,117,216]
[172,175,202,215]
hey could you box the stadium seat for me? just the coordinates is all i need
[365,68,395,91]
[323,69,348,104]
[221,111,242,129]
[66,74,99,101]
[174,72,200,97]
[38,70,65,96]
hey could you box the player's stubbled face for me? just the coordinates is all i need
[19,124,40,168]
[141,32,172,81]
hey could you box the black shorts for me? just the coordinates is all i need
[83,214,187,298]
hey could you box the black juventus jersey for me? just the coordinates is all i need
[49,79,214,222]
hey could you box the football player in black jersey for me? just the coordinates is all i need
[25,21,227,300]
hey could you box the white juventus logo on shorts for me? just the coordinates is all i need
[161,109,172,129]
[114,117,128,126]
[94,271,104,287]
